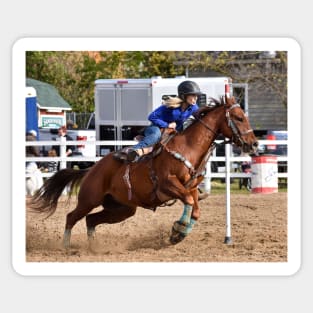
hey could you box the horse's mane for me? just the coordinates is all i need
[192,97,223,119]
[180,97,224,132]
[208,96,224,106]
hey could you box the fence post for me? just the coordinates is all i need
[59,136,68,195]
[199,161,211,194]
[224,143,232,244]
[59,136,66,170]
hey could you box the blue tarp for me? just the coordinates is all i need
[26,95,39,139]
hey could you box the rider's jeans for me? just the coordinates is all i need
[131,125,162,149]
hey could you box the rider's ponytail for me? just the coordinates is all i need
[163,96,183,108]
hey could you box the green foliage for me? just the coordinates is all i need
[26,51,287,112]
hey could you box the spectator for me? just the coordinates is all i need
[52,125,75,169]
[25,130,43,196]
[66,119,78,130]
[42,149,58,173]
[26,130,40,160]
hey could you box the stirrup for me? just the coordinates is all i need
[113,148,131,161]
[127,149,140,162]
[113,151,128,161]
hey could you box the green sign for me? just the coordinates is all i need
[41,116,64,128]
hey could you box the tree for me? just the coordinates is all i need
[26,51,98,112]
[26,50,287,112]
[184,51,288,107]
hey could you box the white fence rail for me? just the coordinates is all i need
[25,139,288,178]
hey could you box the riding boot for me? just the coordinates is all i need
[127,147,153,162]
[127,148,144,161]
[113,147,134,161]
[112,150,128,161]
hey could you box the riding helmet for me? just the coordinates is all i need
[178,80,202,99]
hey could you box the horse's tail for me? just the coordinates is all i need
[29,168,89,217]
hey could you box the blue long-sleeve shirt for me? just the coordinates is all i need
[148,104,199,132]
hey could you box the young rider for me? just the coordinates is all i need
[124,80,202,161]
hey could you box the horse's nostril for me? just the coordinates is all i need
[253,141,259,147]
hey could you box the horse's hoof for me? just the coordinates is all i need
[63,229,71,249]
[170,229,186,245]
[87,228,98,251]
[170,224,186,245]
[198,191,209,201]
[63,239,70,250]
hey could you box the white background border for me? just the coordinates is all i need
[12,38,301,276]
[3,1,311,312]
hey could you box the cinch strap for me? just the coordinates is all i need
[123,165,132,200]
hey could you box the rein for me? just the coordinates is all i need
[163,102,253,178]
[225,103,253,145]
[194,102,253,146]
[193,114,219,137]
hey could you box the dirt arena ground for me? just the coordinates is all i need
[26,192,287,262]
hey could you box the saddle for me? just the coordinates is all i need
[113,128,176,163]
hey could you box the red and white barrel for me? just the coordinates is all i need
[251,156,278,194]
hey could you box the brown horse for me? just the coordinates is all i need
[30,96,258,248]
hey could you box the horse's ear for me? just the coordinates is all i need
[224,95,236,106]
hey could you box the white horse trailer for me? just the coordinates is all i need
[94,76,234,155]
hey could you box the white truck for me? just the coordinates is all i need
[94,76,238,155]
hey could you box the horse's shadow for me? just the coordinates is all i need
[126,229,173,251]
[86,226,173,255]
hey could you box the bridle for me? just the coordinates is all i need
[225,103,253,145]
[194,103,253,146]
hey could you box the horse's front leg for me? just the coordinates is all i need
[190,187,201,220]
[160,175,198,244]
[170,187,200,244]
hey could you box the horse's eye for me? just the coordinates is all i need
[235,116,243,122]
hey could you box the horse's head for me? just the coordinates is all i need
[219,96,258,154]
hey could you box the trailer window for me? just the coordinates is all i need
[197,94,207,107]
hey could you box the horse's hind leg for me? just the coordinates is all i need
[85,202,137,240]
[63,202,96,248]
